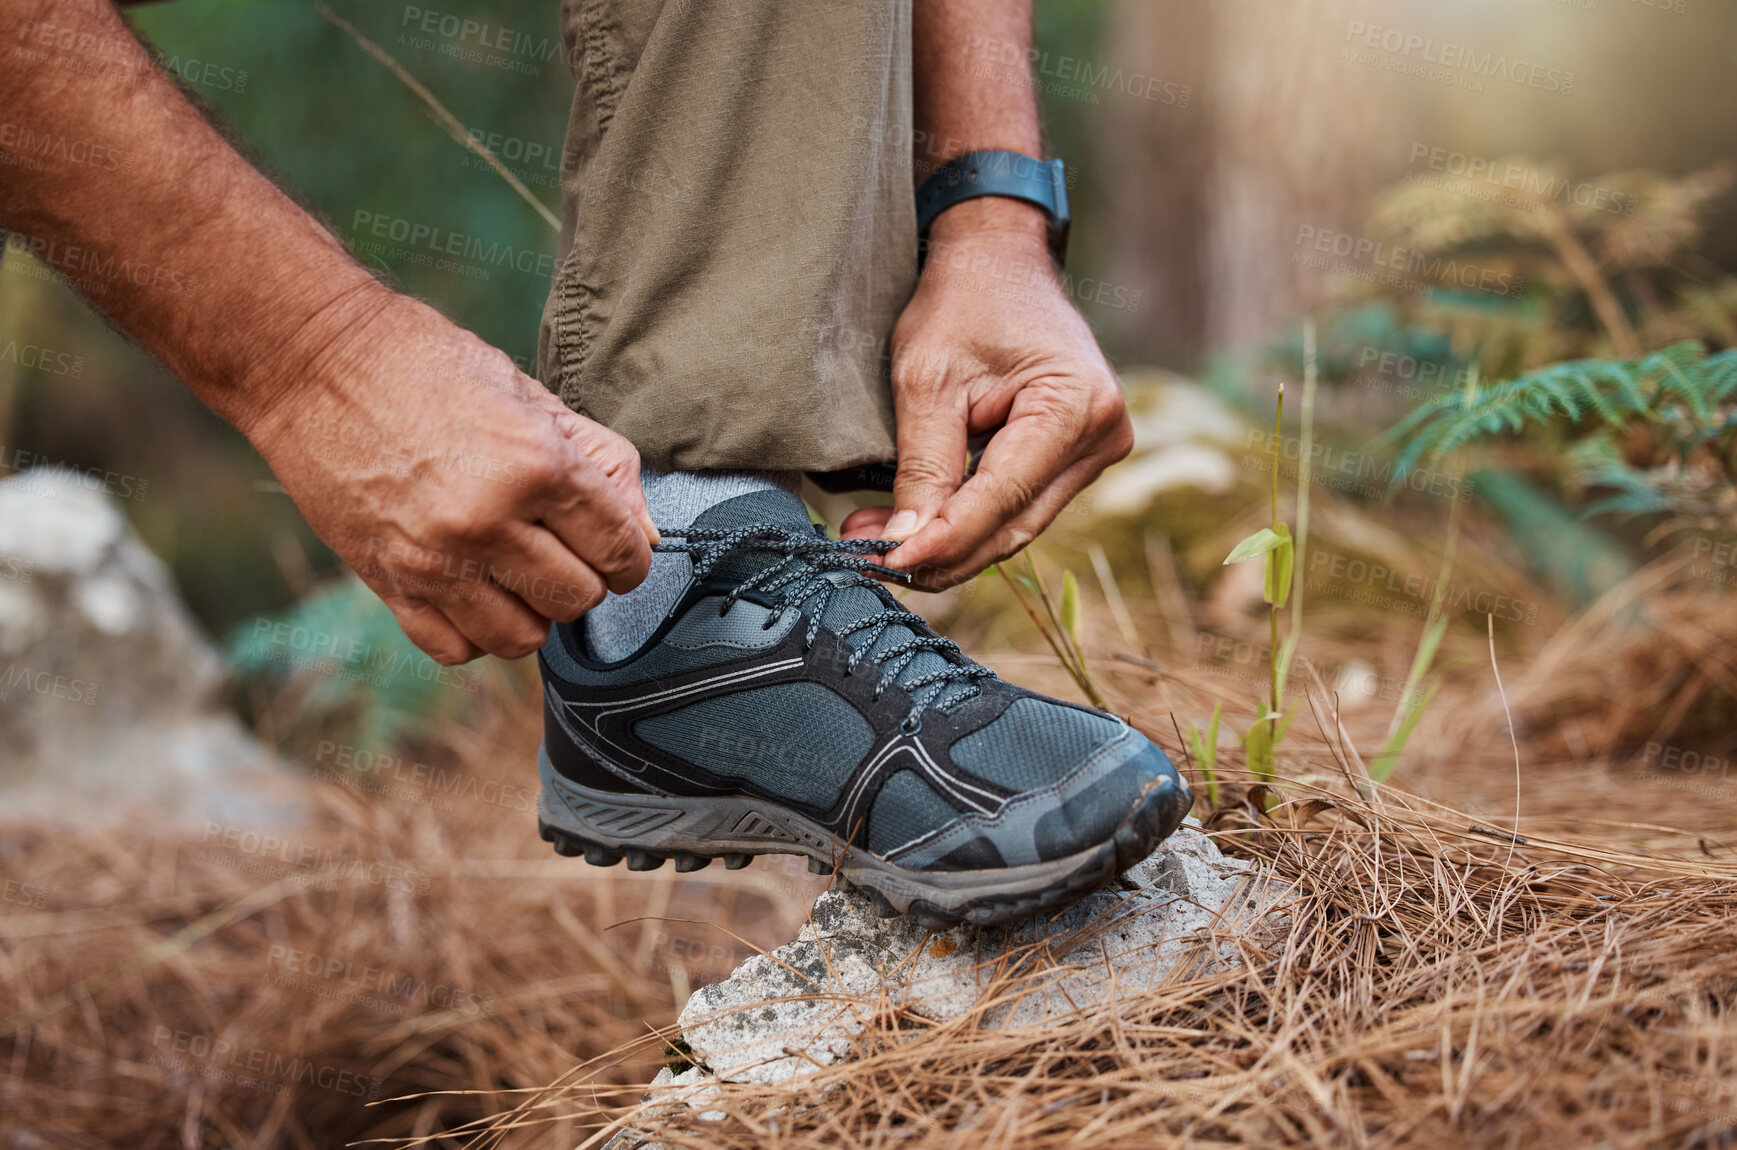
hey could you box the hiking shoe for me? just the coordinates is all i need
[535,489,1191,928]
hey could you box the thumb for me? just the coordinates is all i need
[885,382,968,543]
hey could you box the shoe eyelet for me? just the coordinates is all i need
[900,716,923,736]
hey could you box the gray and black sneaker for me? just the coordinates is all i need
[535,489,1191,928]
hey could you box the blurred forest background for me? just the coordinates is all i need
[4,0,1736,637]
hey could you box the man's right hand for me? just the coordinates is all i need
[245,291,658,665]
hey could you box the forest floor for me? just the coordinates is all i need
[4,480,1736,1149]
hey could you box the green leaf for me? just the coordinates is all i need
[1264,524,1294,609]
[1244,718,1275,781]
[1190,706,1221,774]
[1273,702,1297,747]
[1060,569,1081,650]
[1405,615,1450,691]
[1371,344,1737,502]
[1224,527,1288,566]
[1370,680,1442,783]
[1188,704,1222,808]
[1275,629,1301,706]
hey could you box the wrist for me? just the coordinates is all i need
[233,273,401,446]
[924,195,1051,246]
[920,201,1059,291]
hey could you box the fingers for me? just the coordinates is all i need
[363,465,609,659]
[371,411,643,657]
[561,414,660,547]
[521,383,661,550]
[436,579,557,660]
[886,384,1081,576]
[385,595,484,666]
[840,506,895,539]
[519,439,655,596]
[885,351,972,542]
[480,521,607,623]
[372,531,575,660]
[905,456,1103,590]
[889,388,1130,588]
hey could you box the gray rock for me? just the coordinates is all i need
[0,469,301,825]
[676,820,1291,1088]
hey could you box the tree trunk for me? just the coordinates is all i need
[1096,0,1419,364]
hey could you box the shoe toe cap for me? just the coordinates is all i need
[1029,733,1191,863]
[899,727,1191,872]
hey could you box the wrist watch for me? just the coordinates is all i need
[914,149,1070,268]
[807,150,1067,497]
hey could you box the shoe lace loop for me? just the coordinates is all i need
[654,524,994,724]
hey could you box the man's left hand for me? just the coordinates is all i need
[843,202,1133,589]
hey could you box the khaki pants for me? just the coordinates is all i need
[537,0,915,473]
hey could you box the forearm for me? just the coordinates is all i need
[0,2,389,437]
[910,0,1048,248]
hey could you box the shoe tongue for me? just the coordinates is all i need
[686,489,822,585]
[690,489,815,533]
[686,490,981,710]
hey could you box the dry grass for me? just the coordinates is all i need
[4,490,1736,1148]
[0,686,822,1148]
[493,778,1737,1150]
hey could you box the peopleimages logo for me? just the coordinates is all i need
[13,18,250,92]
[1343,21,1576,97]
[396,6,572,75]
[1405,144,1637,217]
[313,740,535,813]
[1243,429,1479,504]
[0,663,99,706]
[349,209,555,279]
[0,338,84,378]
[0,450,149,502]
[198,822,432,895]
[2,230,197,296]
[0,122,130,174]
[266,944,494,1016]
[965,34,1192,107]
[1356,347,1474,392]
[246,615,482,693]
[150,1028,382,1099]
[1293,225,1525,299]
[1305,551,1542,626]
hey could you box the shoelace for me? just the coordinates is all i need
[653,524,994,731]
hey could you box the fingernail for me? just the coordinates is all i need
[882,510,919,541]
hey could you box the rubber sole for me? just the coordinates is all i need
[536,747,1189,929]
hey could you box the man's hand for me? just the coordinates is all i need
[247,291,656,665]
[0,4,655,664]
[842,201,1132,588]
[845,0,1133,588]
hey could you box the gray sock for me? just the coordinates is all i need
[583,466,804,662]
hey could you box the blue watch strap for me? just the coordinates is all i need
[914,149,1070,265]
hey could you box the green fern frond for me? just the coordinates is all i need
[1376,343,1737,475]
